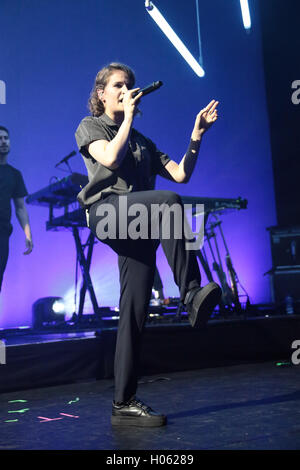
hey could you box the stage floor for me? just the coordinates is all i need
[1,313,300,396]
[0,361,299,450]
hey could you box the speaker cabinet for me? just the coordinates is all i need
[267,226,300,268]
[269,268,300,304]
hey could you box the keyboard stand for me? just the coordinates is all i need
[72,227,102,324]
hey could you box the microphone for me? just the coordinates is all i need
[133,81,163,98]
[55,150,76,168]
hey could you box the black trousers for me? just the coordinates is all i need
[153,266,163,291]
[0,236,9,292]
[89,190,201,403]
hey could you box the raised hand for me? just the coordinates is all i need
[193,100,219,137]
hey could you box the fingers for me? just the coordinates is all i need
[193,99,219,133]
[205,101,219,117]
[130,87,141,94]
[23,239,33,255]
[133,91,143,102]
[202,100,219,114]
[207,111,218,122]
[209,108,218,118]
[128,88,142,99]
[204,99,216,111]
[122,88,143,119]
[123,88,143,107]
[197,100,219,121]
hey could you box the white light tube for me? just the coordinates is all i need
[145,1,205,77]
[240,0,251,30]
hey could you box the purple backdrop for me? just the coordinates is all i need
[0,0,276,328]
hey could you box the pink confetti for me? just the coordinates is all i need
[38,416,63,422]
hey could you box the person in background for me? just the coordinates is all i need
[0,126,33,291]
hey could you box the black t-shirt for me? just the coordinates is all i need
[0,164,28,236]
[75,113,170,208]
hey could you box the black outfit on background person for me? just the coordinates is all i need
[0,164,28,291]
[75,113,203,404]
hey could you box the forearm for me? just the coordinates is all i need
[105,117,133,169]
[15,207,32,240]
[89,116,133,169]
[178,129,205,183]
[179,99,219,183]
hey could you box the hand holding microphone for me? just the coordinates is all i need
[124,81,163,121]
[132,81,163,98]
[122,81,163,122]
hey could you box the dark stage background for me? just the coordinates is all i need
[1,0,292,328]
[259,0,300,227]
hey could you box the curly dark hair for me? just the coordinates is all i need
[88,62,136,117]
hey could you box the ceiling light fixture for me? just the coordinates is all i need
[145,0,205,77]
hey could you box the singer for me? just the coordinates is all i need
[75,62,221,427]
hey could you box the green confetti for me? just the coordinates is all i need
[4,419,19,423]
[68,397,80,404]
[8,400,28,403]
[8,408,30,414]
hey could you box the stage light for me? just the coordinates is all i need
[52,299,65,314]
[240,0,251,30]
[145,1,205,77]
[32,297,66,329]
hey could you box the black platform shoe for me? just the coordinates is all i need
[185,282,222,328]
[111,397,167,427]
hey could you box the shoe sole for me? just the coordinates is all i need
[190,283,222,328]
[111,414,167,427]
